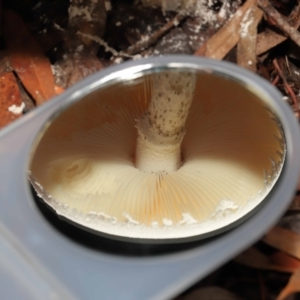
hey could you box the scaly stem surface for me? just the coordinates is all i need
[135,71,196,173]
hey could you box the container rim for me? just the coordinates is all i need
[26,55,300,244]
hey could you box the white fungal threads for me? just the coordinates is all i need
[135,72,196,173]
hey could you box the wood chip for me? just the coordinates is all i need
[263,226,300,260]
[3,9,56,105]
[194,0,256,59]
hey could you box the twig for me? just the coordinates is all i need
[285,55,291,76]
[79,14,186,59]
[258,0,300,49]
[124,13,186,56]
[273,58,299,112]
[77,32,131,58]
[272,75,279,85]
[256,2,300,55]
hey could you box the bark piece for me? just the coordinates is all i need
[3,9,56,105]
[0,72,23,128]
[237,6,263,71]
[194,0,256,59]
[256,29,287,56]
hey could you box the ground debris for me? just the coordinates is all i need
[258,0,300,49]
[2,1,300,299]
[256,1,300,56]
[194,0,257,59]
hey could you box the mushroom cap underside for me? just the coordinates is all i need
[30,72,285,239]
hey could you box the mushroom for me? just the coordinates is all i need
[30,68,285,240]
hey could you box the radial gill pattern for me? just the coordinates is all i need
[30,72,285,239]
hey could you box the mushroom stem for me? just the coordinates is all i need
[135,71,196,173]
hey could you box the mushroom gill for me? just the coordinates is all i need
[30,70,285,239]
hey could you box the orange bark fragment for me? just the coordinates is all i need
[0,72,23,129]
[3,9,56,105]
